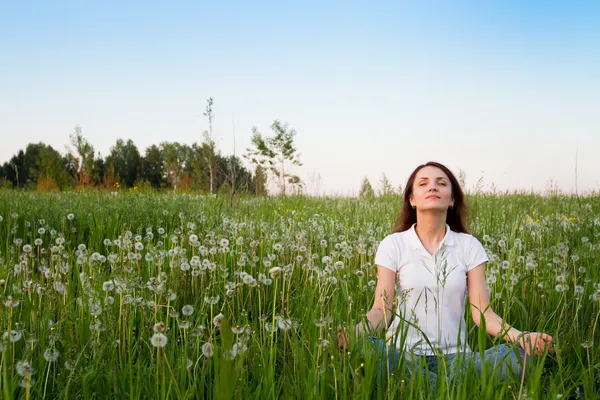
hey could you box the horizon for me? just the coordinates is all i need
[1,1,599,195]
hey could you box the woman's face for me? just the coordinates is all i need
[409,166,454,212]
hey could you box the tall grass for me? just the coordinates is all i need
[0,190,598,399]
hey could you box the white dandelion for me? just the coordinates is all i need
[151,333,168,347]
[182,305,194,316]
[202,342,214,358]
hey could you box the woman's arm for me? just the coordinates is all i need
[338,266,396,347]
[467,264,553,356]
[355,266,397,335]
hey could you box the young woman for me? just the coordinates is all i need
[338,161,553,382]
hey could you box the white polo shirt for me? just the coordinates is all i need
[374,224,488,356]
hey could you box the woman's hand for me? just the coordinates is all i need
[518,332,553,356]
[337,325,348,349]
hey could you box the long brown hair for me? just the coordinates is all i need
[393,161,469,233]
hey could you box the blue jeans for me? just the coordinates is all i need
[369,337,530,384]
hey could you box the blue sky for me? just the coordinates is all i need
[1,1,599,194]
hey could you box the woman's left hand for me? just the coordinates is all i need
[518,332,553,356]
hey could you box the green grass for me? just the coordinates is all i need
[0,190,598,399]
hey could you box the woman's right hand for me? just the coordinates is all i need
[337,325,348,349]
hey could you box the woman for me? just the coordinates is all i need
[338,161,553,382]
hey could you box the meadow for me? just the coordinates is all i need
[0,190,598,399]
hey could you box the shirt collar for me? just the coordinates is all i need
[408,223,455,250]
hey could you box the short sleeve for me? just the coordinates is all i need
[374,235,399,273]
[466,236,489,271]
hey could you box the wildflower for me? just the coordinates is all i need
[151,333,168,347]
[67,213,74,220]
[269,267,282,278]
[273,243,283,252]
[213,313,225,328]
[232,325,245,334]
[178,320,191,329]
[581,340,593,349]
[90,320,104,332]
[102,281,115,292]
[22,244,32,253]
[9,330,22,342]
[43,348,60,362]
[555,284,566,293]
[54,281,66,294]
[278,317,293,331]
[202,342,214,358]
[34,238,43,246]
[4,296,20,308]
[204,296,220,305]
[16,360,34,377]
[182,305,194,316]
[501,261,510,269]
[264,322,278,332]
[153,322,166,333]
[574,285,584,295]
[220,239,229,247]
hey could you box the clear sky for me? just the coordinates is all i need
[1,1,599,195]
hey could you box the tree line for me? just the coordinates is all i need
[0,99,305,196]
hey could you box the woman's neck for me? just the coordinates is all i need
[414,213,447,247]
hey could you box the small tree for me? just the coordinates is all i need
[458,168,466,191]
[359,177,375,197]
[253,164,268,196]
[202,97,217,194]
[246,120,302,196]
[69,125,95,188]
[378,173,394,196]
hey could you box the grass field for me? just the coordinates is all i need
[0,191,598,399]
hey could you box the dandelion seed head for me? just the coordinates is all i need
[16,360,34,377]
[182,305,194,316]
[43,348,60,362]
[202,342,214,358]
[150,333,168,347]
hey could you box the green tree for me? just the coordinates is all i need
[378,173,394,196]
[69,125,95,186]
[160,142,187,190]
[3,150,25,187]
[36,144,73,190]
[359,177,375,197]
[91,153,105,186]
[141,144,165,188]
[246,120,302,196]
[252,164,267,196]
[105,139,142,188]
